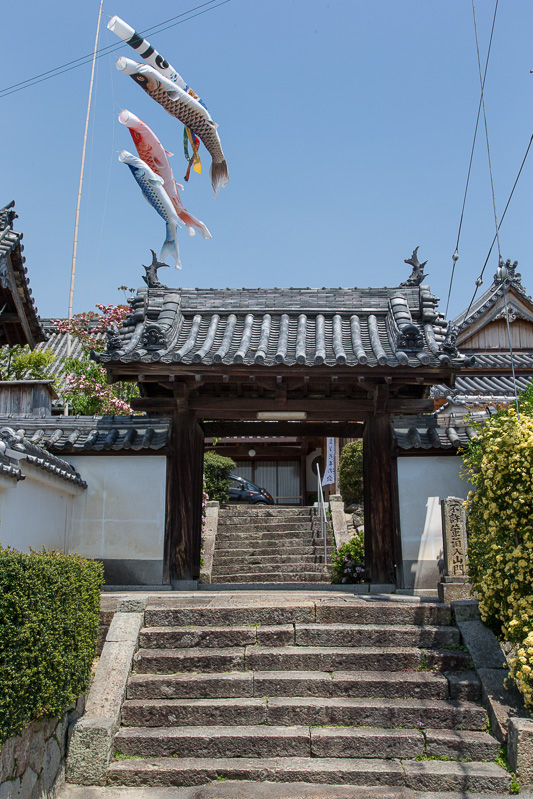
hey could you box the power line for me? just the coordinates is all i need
[461,133,533,321]
[0,0,231,99]
[444,0,499,317]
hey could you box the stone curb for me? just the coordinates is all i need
[328,494,349,549]
[200,501,220,584]
[508,716,533,787]
[66,611,143,785]
[451,600,531,782]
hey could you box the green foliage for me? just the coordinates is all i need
[203,451,236,504]
[0,346,55,381]
[0,548,103,744]
[330,529,365,584]
[338,441,364,506]
[462,398,533,711]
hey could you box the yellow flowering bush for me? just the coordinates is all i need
[462,390,533,712]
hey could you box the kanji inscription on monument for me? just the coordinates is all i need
[441,496,468,577]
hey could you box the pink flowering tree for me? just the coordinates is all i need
[54,303,139,416]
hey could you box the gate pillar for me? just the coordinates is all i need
[363,413,396,584]
[165,410,204,582]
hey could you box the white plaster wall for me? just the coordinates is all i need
[68,456,166,561]
[397,455,473,589]
[306,448,322,493]
[0,464,80,553]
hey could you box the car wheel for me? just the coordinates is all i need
[254,501,269,505]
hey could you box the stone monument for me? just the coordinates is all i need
[438,496,473,603]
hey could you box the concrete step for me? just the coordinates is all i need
[139,625,296,650]
[245,645,424,672]
[140,623,459,651]
[121,696,486,730]
[133,647,247,674]
[212,554,327,566]
[214,530,329,542]
[114,725,312,758]
[144,601,451,628]
[218,508,315,518]
[118,724,498,760]
[210,573,331,584]
[213,547,335,558]
[212,562,329,574]
[213,542,334,554]
[106,756,510,792]
[217,520,320,532]
[127,669,450,701]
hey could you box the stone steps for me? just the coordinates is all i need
[211,573,331,584]
[217,520,322,532]
[137,623,460,650]
[144,601,452,627]
[212,553,329,566]
[114,724,499,760]
[132,645,468,674]
[218,508,314,518]
[211,562,330,575]
[126,669,450,700]
[107,756,510,792]
[104,593,506,793]
[121,696,487,729]
[213,547,335,558]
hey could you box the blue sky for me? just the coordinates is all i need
[2,1,532,320]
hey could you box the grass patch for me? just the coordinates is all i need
[495,746,521,794]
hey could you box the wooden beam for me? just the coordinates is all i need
[363,414,396,585]
[131,397,177,411]
[188,397,434,414]
[203,421,365,438]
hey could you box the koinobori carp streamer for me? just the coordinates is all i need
[109,15,228,196]
[119,110,211,239]
[116,58,228,198]
[119,150,183,269]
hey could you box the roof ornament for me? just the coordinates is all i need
[106,322,123,352]
[494,258,520,285]
[142,249,169,289]
[0,201,17,232]
[401,246,428,287]
[441,323,459,357]
[397,323,425,351]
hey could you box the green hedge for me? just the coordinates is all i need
[0,549,104,744]
[204,451,236,504]
[339,441,364,506]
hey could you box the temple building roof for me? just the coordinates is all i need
[0,202,46,347]
[94,283,471,372]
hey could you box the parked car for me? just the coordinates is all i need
[228,475,275,505]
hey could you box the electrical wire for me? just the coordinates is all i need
[461,133,533,322]
[0,0,231,99]
[444,0,499,317]
[470,0,521,414]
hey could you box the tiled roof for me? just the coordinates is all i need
[453,260,533,331]
[0,427,87,486]
[392,413,485,451]
[0,415,170,453]
[0,202,46,346]
[432,370,533,398]
[95,285,472,370]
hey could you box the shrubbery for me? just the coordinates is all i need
[462,392,533,711]
[338,441,364,506]
[0,549,103,744]
[203,451,236,504]
[331,529,365,584]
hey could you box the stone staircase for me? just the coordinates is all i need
[211,506,334,584]
[107,593,510,793]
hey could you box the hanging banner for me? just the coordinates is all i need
[322,437,336,486]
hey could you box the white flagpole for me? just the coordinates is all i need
[67,0,104,358]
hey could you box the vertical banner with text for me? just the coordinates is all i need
[322,437,336,486]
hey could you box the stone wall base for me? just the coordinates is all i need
[0,696,85,799]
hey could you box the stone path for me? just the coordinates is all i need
[211,507,333,584]
[88,592,510,793]
[58,784,533,799]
